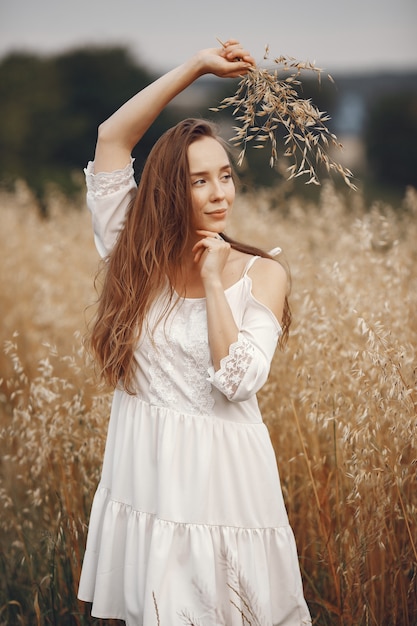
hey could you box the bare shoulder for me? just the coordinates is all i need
[226,249,253,284]
[248,257,288,323]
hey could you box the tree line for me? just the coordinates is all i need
[0,46,416,215]
[0,47,181,214]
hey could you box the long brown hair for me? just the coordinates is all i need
[88,118,291,392]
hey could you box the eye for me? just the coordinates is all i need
[192,178,206,186]
[221,173,233,182]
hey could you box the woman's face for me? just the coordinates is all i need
[188,136,235,234]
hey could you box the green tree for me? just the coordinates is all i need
[0,53,60,212]
[0,47,175,214]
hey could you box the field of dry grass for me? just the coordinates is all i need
[0,179,416,625]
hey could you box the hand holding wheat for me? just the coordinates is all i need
[212,41,357,190]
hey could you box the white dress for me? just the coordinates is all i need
[78,160,311,626]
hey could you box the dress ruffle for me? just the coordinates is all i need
[78,394,310,625]
[79,491,309,626]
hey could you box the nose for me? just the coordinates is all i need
[210,179,226,201]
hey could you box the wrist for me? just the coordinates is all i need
[202,276,224,294]
[185,49,215,79]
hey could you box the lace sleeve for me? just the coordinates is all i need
[84,159,137,257]
[207,288,282,402]
[84,159,135,197]
[208,335,255,401]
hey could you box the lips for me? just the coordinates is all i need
[206,209,227,216]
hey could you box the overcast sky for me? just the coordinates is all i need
[1,0,417,75]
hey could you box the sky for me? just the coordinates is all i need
[1,0,417,76]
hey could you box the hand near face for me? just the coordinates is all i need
[192,231,231,284]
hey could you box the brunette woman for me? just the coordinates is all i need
[78,39,311,626]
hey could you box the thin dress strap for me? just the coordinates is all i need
[241,255,260,278]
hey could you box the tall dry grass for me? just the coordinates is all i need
[0,179,416,625]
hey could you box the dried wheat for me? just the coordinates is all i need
[212,42,357,190]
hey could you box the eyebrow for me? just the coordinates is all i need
[189,164,231,177]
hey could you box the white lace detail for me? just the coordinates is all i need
[84,159,135,197]
[216,335,255,400]
[145,298,215,416]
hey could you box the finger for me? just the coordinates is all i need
[196,229,223,238]
[192,240,220,263]
[193,245,213,264]
[192,240,205,255]
[221,55,255,74]
[193,249,204,264]
[192,239,212,256]
[192,239,222,255]
[218,39,254,64]
[224,44,254,62]
[223,44,246,57]
[222,39,240,48]
[227,53,255,68]
[224,64,254,78]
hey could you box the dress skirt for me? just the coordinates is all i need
[78,391,311,625]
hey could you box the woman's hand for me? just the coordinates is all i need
[194,39,255,79]
[192,230,231,286]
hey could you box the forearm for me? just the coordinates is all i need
[100,59,203,149]
[205,281,239,371]
[94,58,204,171]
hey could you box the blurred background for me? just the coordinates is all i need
[1,0,416,214]
[1,4,417,624]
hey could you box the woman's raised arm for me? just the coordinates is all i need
[93,40,255,173]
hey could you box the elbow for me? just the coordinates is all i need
[227,368,270,403]
[230,384,266,403]
[95,120,135,159]
[97,119,116,145]
[228,389,254,403]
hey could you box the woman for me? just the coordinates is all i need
[78,39,311,625]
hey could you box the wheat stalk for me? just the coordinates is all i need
[1,182,417,624]
[212,41,357,190]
